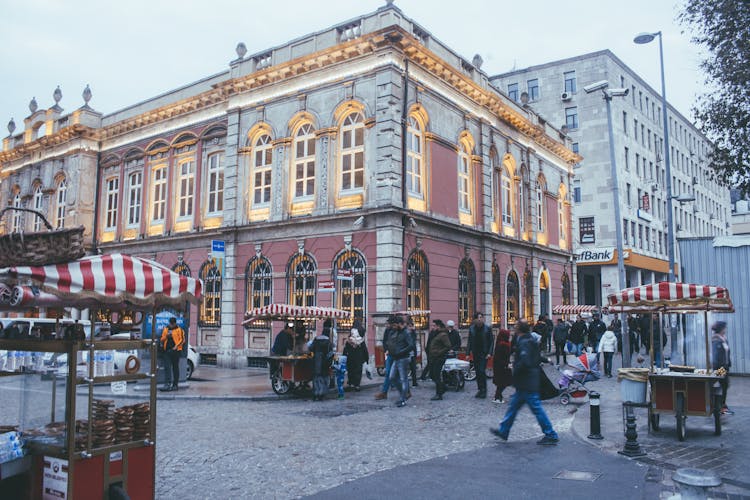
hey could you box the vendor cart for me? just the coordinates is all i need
[608,281,733,441]
[373,310,429,377]
[242,304,351,395]
[0,253,202,499]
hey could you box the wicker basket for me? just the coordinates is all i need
[0,207,85,267]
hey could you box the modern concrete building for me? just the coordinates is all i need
[1,3,578,367]
[491,51,731,307]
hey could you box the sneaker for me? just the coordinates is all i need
[492,398,503,404]
[721,407,734,415]
[536,436,559,446]
[354,386,361,392]
[396,400,406,408]
[338,394,345,400]
[430,395,443,401]
[489,428,508,441]
[374,392,387,400]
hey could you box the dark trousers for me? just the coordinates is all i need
[719,375,730,408]
[554,341,567,365]
[429,356,446,395]
[474,356,487,394]
[165,350,181,387]
[603,352,614,376]
[409,356,418,385]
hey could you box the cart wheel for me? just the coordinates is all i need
[377,367,385,377]
[457,371,465,390]
[676,392,687,441]
[465,366,477,381]
[559,393,570,405]
[713,394,722,436]
[649,411,660,431]
[271,376,291,395]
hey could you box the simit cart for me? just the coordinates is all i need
[242,304,351,395]
[608,281,733,441]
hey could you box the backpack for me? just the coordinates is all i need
[386,329,410,358]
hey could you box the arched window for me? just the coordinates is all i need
[458,143,472,213]
[561,271,571,306]
[506,270,519,328]
[206,152,224,214]
[491,263,502,326]
[558,184,568,248]
[151,166,167,221]
[199,259,222,327]
[458,258,476,327]
[339,112,365,192]
[172,260,192,322]
[126,173,141,227]
[293,124,316,199]
[55,178,67,228]
[246,256,273,310]
[539,270,550,318]
[32,186,44,232]
[536,176,546,234]
[287,254,316,307]
[252,134,273,206]
[406,116,424,196]
[334,250,366,329]
[524,266,534,322]
[104,177,119,230]
[177,159,195,218]
[502,168,513,226]
[11,192,22,233]
[407,250,429,329]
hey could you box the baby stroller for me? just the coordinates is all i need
[554,353,601,405]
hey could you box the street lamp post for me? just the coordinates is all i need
[635,31,680,363]
[583,80,630,366]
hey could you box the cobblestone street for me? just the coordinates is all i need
[154,383,576,499]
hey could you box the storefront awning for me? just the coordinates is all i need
[243,303,352,323]
[607,281,733,312]
[552,304,599,315]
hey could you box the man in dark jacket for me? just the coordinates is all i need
[467,312,493,399]
[427,320,452,400]
[710,321,732,415]
[446,320,461,351]
[569,316,588,356]
[420,322,440,381]
[533,315,549,354]
[385,314,415,408]
[490,320,559,445]
[552,319,570,366]
[588,313,607,347]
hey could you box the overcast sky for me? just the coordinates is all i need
[1,0,704,135]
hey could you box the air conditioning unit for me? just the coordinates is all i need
[561,91,572,101]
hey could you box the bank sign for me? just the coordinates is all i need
[576,247,616,264]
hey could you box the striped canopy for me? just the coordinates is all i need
[395,310,432,316]
[0,253,202,309]
[607,281,733,312]
[243,303,352,323]
[552,304,599,315]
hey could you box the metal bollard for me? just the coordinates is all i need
[587,391,603,440]
[670,468,721,500]
[618,405,646,457]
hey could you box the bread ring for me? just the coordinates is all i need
[125,355,140,374]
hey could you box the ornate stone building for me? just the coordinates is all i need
[1,3,579,367]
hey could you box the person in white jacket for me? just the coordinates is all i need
[597,329,618,378]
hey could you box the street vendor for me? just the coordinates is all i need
[291,321,308,355]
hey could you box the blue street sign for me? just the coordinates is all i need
[211,240,225,254]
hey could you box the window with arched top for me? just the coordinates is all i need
[199,259,222,327]
[561,271,571,306]
[536,178,546,234]
[293,124,316,199]
[406,116,424,196]
[407,250,429,329]
[55,178,68,228]
[206,152,224,214]
[287,254,317,307]
[506,270,519,328]
[252,134,273,207]
[11,192,22,233]
[558,185,568,248]
[492,263,502,326]
[458,143,472,213]
[32,186,44,232]
[172,261,192,322]
[339,113,365,192]
[151,166,167,221]
[539,270,550,318]
[246,256,273,311]
[502,168,513,226]
[126,173,141,227]
[458,258,476,327]
[334,250,366,329]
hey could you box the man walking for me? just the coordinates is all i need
[467,312,493,399]
[552,318,570,366]
[490,321,559,445]
[589,313,607,348]
[427,320,452,400]
[446,320,461,351]
[385,314,414,407]
[569,315,588,356]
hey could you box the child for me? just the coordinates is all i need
[333,354,347,400]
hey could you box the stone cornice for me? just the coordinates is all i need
[0,124,98,164]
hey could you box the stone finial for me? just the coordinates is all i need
[7,118,15,135]
[386,0,394,5]
[82,84,92,105]
[53,86,62,104]
[236,42,247,59]
[472,54,483,69]
[29,97,38,113]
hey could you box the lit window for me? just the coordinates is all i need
[177,160,195,218]
[246,256,272,310]
[407,250,429,329]
[458,143,472,213]
[491,263,502,326]
[288,254,317,307]
[252,134,273,206]
[127,173,142,226]
[527,79,539,100]
[151,166,167,221]
[502,171,512,225]
[458,259,476,327]
[565,107,579,129]
[33,186,44,232]
[105,177,119,230]
[340,113,365,192]
[506,270,519,328]
[206,153,224,214]
[293,124,316,199]
[406,116,424,196]
[199,259,222,327]
[536,181,545,233]
[564,71,576,93]
[335,250,366,329]
[171,260,192,321]
[558,192,567,246]
[54,180,67,229]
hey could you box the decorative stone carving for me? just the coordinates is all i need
[236,42,248,59]
[29,97,38,113]
[53,86,62,104]
[472,54,483,69]
[297,239,305,256]
[82,84,92,105]
[318,136,329,208]
[7,118,15,136]
[344,234,352,251]
[416,238,422,249]
[255,243,262,258]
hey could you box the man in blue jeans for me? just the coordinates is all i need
[378,314,414,407]
[490,319,559,445]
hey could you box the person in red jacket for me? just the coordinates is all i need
[492,329,513,403]
[160,317,185,391]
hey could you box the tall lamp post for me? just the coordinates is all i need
[634,31,679,363]
[583,80,630,366]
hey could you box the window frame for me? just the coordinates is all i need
[151,166,167,222]
[565,107,579,130]
[251,134,273,207]
[32,186,44,232]
[406,250,429,329]
[506,270,520,328]
[501,170,513,226]
[563,71,577,93]
[104,177,119,230]
[287,254,317,307]
[458,258,476,327]
[334,249,367,330]
[458,143,472,213]
[406,116,424,197]
[206,152,224,215]
[245,256,273,312]
[176,159,195,219]
[339,112,365,193]
[126,172,142,227]
[292,123,316,200]
[198,259,222,328]
[527,78,540,101]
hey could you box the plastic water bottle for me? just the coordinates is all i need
[105,351,114,376]
[94,351,104,377]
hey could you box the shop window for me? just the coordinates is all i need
[334,250,366,329]
[458,258,476,327]
[199,259,222,327]
[506,270,519,328]
[287,254,317,307]
[491,263,502,326]
[406,250,429,329]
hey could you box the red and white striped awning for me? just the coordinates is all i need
[607,281,733,312]
[395,310,431,316]
[0,253,202,309]
[243,303,352,324]
[552,304,599,315]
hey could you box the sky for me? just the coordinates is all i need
[0,0,705,135]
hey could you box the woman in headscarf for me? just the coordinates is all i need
[343,327,369,391]
[309,320,333,401]
[492,329,513,404]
